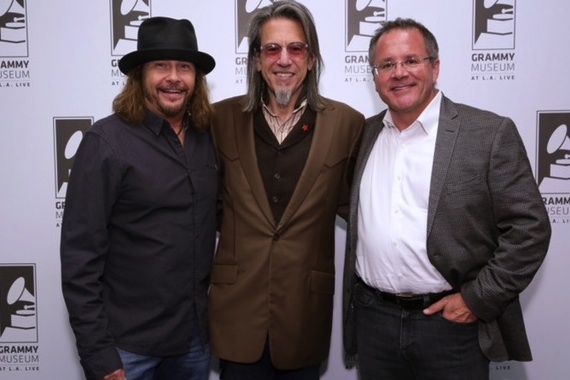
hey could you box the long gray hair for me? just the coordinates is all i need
[242,0,325,112]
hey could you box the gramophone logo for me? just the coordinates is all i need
[470,0,516,81]
[53,117,93,200]
[537,112,570,195]
[110,0,151,56]
[236,0,274,54]
[346,0,387,52]
[537,111,570,224]
[473,0,515,50]
[0,0,27,57]
[344,0,385,81]
[0,265,37,343]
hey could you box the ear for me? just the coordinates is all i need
[307,55,316,71]
[432,58,440,84]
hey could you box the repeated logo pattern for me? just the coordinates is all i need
[473,0,515,50]
[0,0,27,57]
[0,265,36,343]
[110,0,151,56]
[53,118,93,199]
[346,0,386,52]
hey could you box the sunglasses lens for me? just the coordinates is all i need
[263,44,282,58]
[287,43,308,58]
[261,43,308,59]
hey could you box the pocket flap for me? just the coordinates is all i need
[310,270,335,295]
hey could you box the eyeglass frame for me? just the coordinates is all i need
[258,42,310,60]
[372,56,434,76]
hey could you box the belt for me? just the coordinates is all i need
[357,278,454,310]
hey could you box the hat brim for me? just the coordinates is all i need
[119,49,216,75]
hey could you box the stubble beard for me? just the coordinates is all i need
[143,84,190,118]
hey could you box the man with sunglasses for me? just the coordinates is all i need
[342,18,551,380]
[208,1,363,379]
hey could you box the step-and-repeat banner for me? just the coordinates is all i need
[1,1,568,379]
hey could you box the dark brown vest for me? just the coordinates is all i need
[254,108,316,223]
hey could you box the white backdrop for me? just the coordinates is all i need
[1,1,569,379]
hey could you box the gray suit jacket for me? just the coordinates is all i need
[342,95,551,364]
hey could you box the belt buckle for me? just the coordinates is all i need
[394,293,424,310]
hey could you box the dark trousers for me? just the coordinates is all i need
[354,282,489,380]
[219,340,321,380]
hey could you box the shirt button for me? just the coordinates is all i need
[274,173,281,180]
[272,196,278,203]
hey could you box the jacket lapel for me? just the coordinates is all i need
[349,112,385,249]
[277,103,335,229]
[353,112,385,196]
[233,107,276,227]
[427,96,460,237]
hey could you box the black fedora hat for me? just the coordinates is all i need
[118,17,215,75]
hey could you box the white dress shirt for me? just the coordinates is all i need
[356,91,452,294]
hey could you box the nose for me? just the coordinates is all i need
[165,65,182,81]
[276,49,292,65]
[391,62,408,77]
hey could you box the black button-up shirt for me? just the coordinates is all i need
[60,111,217,380]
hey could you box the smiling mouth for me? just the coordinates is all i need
[160,88,186,96]
[161,87,185,93]
[392,83,414,92]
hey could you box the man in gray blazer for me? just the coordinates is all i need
[342,18,551,380]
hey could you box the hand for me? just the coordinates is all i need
[102,369,127,380]
[423,292,478,323]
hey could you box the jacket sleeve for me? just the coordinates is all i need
[337,111,365,221]
[60,131,123,380]
[460,117,551,322]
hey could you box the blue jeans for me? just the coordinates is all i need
[354,282,489,380]
[117,333,210,380]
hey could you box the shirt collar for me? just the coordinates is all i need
[262,98,308,118]
[144,109,190,136]
[416,90,442,135]
[144,109,164,136]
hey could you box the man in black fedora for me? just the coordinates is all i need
[61,17,217,380]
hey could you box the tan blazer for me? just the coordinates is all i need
[209,95,364,369]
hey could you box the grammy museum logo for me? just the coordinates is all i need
[536,111,570,224]
[0,0,30,88]
[53,117,93,227]
[109,0,152,86]
[233,0,273,84]
[344,0,387,83]
[0,264,40,371]
[471,0,516,81]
